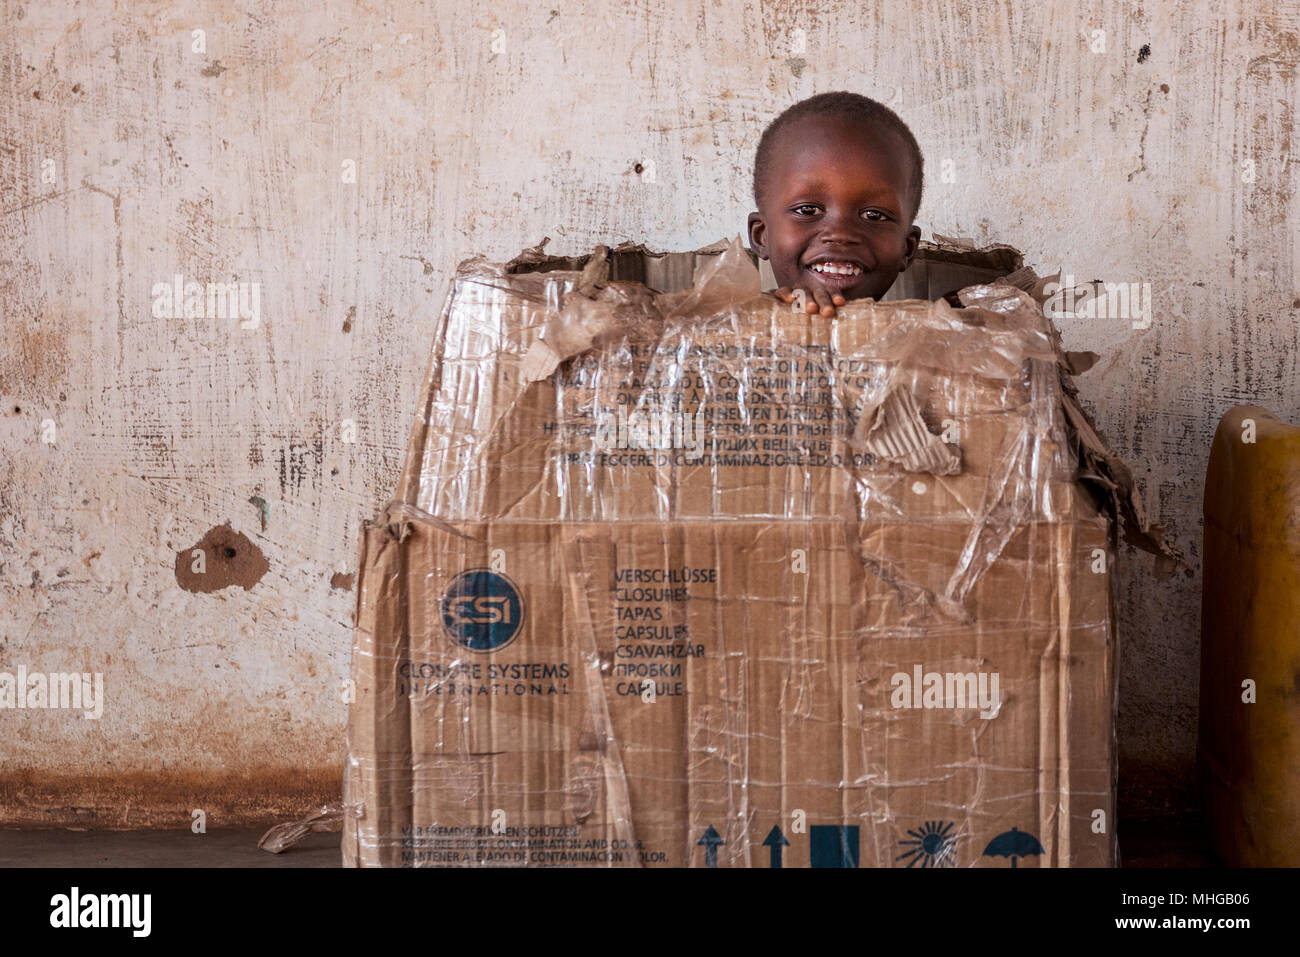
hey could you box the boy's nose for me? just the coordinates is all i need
[817,210,864,244]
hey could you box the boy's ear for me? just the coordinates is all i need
[899,224,922,272]
[746,212,769,260]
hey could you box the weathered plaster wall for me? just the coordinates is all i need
[1,0,1295,827]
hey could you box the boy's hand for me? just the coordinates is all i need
[773,285,845,318]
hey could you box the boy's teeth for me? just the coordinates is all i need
[810,262,863,276]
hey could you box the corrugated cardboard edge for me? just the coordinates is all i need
[503,236,737,285]
[396,279,459,508]
[855,386,962,476]
[343,512,414,867]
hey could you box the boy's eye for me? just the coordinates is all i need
[790,205,893,221]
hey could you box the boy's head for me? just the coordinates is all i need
[748,92,923,303]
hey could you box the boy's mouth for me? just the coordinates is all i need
[804,258,866,290]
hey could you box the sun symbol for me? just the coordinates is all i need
[896,821,958,868]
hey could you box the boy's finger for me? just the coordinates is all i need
[773,287,844,314]
[810,286,836,317]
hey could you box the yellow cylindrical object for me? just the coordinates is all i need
[1199,405,1300,866]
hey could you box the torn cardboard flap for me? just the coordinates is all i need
[957,281,1188,576]
[651,234,764,318]
[522,236,762,383]
[521,280,660,383]
[344,236,1160,868]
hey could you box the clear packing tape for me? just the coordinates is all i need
[339,236,1186,868]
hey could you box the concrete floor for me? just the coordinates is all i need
[0,820,1219,867]
[0,829,342,868]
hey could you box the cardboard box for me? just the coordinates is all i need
[344,237,1137,867]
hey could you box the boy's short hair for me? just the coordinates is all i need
[752,91,924,221]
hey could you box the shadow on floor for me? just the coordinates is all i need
[1119,818,1222,868]
[0,829,341,868]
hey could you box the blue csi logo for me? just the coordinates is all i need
[441,568,525,652]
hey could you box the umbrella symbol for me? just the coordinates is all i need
[982,827,1044,868]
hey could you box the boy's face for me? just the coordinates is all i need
[748,115,922,304]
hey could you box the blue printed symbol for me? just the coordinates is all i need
[441,568,525,653]
[810,825,859,868]
[982,827,1044,868]
[697,826,724,868]
[762,826,789,868]
[896,821,958,868]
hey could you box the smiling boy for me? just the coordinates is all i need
[747,92,924,317]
